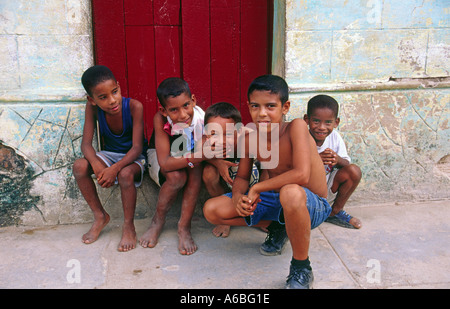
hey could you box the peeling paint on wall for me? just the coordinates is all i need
[0,0,94,226]
[287,89,450,204]
[281,0,449,204]
[0,143,40,226]
[284,0,449,86]
[1,0,449,226]
[0,104,88,225]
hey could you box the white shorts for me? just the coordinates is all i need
[326,168,339,206]
[147,148,163,187]
[96,150,146,187]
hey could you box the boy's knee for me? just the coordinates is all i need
[348,164,362,182]
[280,184,306,211]
[336,164,361,184]
[203,200,214,222]
[339,164,361,183]
[117,167,136,187]
[202,164,219,183]
[73,158,89,177]
[203,199,220,223]
[164,169,187,189]
[203,198,220,224]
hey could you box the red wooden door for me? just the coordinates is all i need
[92,0,272,137]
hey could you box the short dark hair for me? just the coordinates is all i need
[204,102,242,124]
[157,77,191,107]
[81,65,116,96]
[247,75,289,104]
[307,94,339,118]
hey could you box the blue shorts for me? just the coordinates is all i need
[225,187,331,229]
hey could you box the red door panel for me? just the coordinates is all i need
[92,0,128,97]
[125,26,156,137]
[240,0,271,123]
[155,26,181,85]
[124,0,154,25]
[92,0,272,133]
[210,0,241,110]
[154,0,180,25]
[181,0,211,108]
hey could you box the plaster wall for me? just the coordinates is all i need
[0,0,449,226]
[0,0,98,226]
[0,0,197,226]
[278,0,449,204]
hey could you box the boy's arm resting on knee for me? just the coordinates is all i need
[80,101,105,176]
[97,100,145,185]
[230,157,252,214]
[153,112,202,173]
[335,153,350,168]
[332,132,352,168]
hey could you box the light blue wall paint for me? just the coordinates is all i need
[0,0,449,226]
[285,0,449,86]
[281,0,450,204]
[0,0,94,226]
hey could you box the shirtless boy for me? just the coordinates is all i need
[203,75,331,289]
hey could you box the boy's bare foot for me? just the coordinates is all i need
[349,217,362,229]
[139,217,165,248]
[82,212,110,244]
[212,225,230,238]
[178,227,197,255]
[118,222,136,252]
[326,210,362,229]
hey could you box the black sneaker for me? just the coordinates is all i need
[285,264,314,289]
[259,221,288,256]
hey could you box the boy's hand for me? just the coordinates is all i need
[236,195,255,217]
[319,148,337,166]
[91,161,106,180]
[235,188,261,217]
[97,165,119,188]
[216,160,238,185]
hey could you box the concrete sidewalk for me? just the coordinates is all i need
[0,200,449,289]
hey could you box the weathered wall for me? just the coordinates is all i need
[1,0,448,227]
[0,0,196,227]
[0,1,96,226]
[276,0,450,204]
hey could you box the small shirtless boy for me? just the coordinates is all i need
[202,102,260,237]
[304,94,362,229]
[73,65,147,252]
[203,75,331,289]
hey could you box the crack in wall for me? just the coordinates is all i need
[405,94,438,134]
[52,107,72,171]
[0,104,85,226]
[369,95,402,147]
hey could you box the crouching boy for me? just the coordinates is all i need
[203,75,331,289]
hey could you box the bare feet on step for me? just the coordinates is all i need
[212,225,230,238]
[139,217,198,255]
[178,226,197,255]
[118,222,136,252]
[82,212,110,244]
[139,217,165,248]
